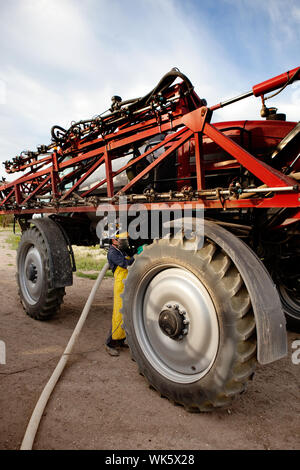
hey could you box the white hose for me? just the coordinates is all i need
[20,262,109,450]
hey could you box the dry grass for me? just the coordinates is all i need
[72,245,112,279]
[3,232,112,279]
[5,233,21,250]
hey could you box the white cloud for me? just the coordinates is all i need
[0,0,97,74]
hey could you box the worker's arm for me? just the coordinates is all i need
[108,246,134,270]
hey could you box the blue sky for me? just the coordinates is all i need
[0,0,299,180]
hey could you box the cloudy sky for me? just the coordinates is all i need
[0,0,299,180]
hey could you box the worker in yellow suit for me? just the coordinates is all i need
[105,231,134,356]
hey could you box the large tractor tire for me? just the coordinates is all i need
[122,230,258,412]
[17,222,71,320]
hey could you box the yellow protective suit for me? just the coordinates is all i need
[111,265,128,340]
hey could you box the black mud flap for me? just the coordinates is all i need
[31,217,73,288]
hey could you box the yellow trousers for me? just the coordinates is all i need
[111,266,128,340]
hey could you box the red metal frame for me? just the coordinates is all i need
[0,67,299,216]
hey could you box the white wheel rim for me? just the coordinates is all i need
[132,265,219,384]
[19,245,44,305]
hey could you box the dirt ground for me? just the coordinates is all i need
[0,230,299,451]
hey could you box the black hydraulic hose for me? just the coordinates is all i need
[51,125,67,142]
[146,67,194,101]
[107,68,194,116]
[129,67,194,110]
[50,68,193,145]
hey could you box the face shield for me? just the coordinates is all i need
[116,231,130,251]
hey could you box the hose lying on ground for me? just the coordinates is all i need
[20,262,109,450]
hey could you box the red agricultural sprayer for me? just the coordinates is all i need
[1,66,299,411]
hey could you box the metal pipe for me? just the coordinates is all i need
[210,90,253,111]
[242,186,296,193]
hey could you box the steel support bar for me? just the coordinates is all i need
[0,188,14,207]
[194,132,205,190]
[14,184,23,205]
[104,151,114,198]
[8,154,52,174]
[76,114,183,153]
[60,154,105,201]
[106,116,184,153]
[81,127,188,197]
[22,175,51,205]
[117,130,193,195]
[203,122,298,188]
[81,177,108,198]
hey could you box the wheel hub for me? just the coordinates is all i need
[26,263,38,283]
[158,305,188,340]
